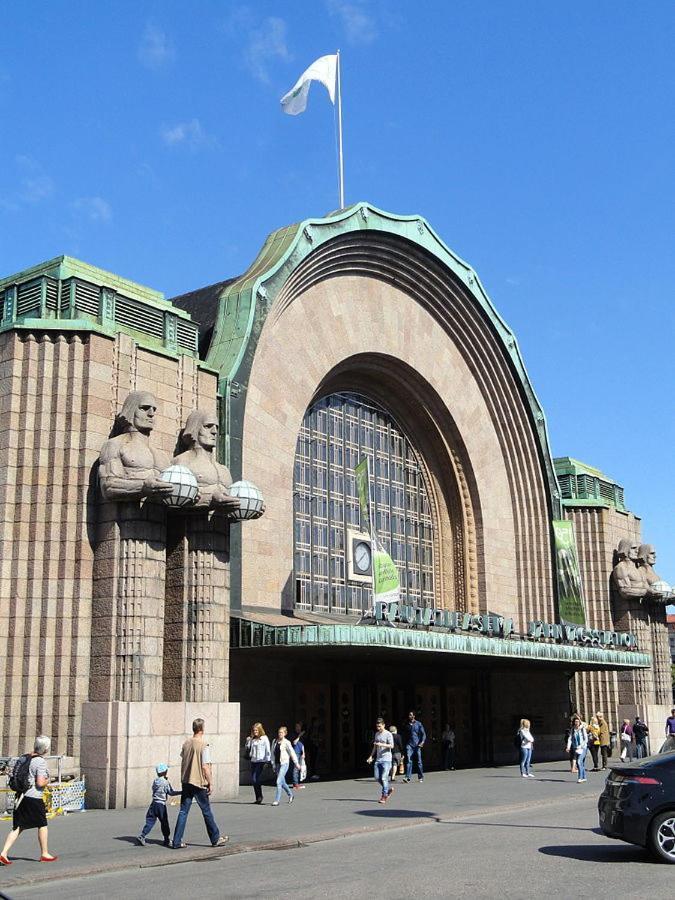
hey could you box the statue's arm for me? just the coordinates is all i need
[612,569,648,600]
[99,441,172,500]
[212,463,240,511]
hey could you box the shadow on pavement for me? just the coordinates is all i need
[437,820,600,833]
[538,843,652,863]
[356,809,437,819]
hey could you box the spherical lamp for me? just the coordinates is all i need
[228,480,265,520]
[159,465,199,508]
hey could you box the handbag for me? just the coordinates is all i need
[398,760,404,774]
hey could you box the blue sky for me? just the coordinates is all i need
[1,2,674,590]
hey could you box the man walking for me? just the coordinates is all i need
[172,718,229,849]
[403,710,426,783]
[633,716,649,759]
[367,718,394,804]
[596,712,611,770]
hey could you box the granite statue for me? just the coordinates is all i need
[637,544,672,603]
[98,391,173,501]
[611,539,650,601]
[173,409,240,513]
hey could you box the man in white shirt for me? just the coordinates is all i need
[367,718,395,804]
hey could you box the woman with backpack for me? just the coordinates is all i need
[0,735,58,866]
[517,718,535,778]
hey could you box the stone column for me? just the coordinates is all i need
[649,605,672,706]
[164,512,230,702]
[90,500,167,702]
[613,595,655,708]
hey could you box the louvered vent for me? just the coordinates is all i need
[115,294,163,339]
[558,474,573,499]
[176,319,198,353]
[60,278,73,311]
[576,474,595,499]
[599,481,615,504]
[16,280,42,317]
[45,277,59,311]
[74,280,100,316]
[0,291,4,322]
[615,487,624,509]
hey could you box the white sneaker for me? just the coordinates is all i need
[521,774,528,778]
[288,794,294,804]
[272,801,279,806]
[527,774,535,778]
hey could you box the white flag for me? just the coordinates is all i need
[280,54,337,116]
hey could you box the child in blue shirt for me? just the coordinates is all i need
[137,764,181,846]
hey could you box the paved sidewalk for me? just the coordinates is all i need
[0,761,605,890]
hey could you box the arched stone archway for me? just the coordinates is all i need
[207,204,557,630]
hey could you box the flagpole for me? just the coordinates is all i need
[336,49,345,209]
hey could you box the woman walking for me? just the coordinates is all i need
[270,727,299,807]
[245,723,271,805]
[566,715,588,783]
[587,716,600,771]
[620,719,634,762]
[0,735,58,866]
[518,718,535,778]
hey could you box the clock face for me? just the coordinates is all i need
[354,540,372,574]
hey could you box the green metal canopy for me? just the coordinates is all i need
[231,618,650,670]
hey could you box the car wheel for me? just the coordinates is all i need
[649,811,675,864]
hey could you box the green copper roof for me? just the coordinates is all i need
[554,456,626,511]
[0,255,167,307]
[0,255,199,358]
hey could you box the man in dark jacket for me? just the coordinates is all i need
[633,717,649,758]
[403,711,427,783]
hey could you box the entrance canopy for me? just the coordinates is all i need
[231,617,650,672]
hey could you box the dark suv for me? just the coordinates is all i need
[598,751,675,863]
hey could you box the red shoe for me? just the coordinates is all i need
[0,855,12,866]
[40,855,58,862]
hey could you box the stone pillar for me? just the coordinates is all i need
[164,513,230,702]
[649,605,672,706]
[91,500,167,702]
[613,595,655,708]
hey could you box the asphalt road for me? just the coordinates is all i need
[7,792,670,899]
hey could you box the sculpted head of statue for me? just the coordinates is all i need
[114,391,159,436]
[617,539,639,562]
[637,544,656,566]
[181,409,219,452]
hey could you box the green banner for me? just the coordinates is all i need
[373,542,400,602]
[553,520,586,626]
[354,457,400,603]
[354,458,372,533]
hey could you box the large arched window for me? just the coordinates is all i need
[293,392,435,614]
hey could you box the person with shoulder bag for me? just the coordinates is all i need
[517,718,535,778]
[245,722,271,805]
[619,719,634,762]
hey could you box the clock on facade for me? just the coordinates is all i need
[352,538,372,576]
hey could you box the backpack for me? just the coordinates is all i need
[514,731,522,749]
[8,754,32,794]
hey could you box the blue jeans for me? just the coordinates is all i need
[172,784,220,847]
[250,761,265,802]
[274,763,292,802]
[141,800,170,840]
[576,748,587,780]
[405,745,424,779]
[519,746,532,775]
[374,760,390,797]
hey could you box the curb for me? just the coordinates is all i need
[0,791,597,890]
